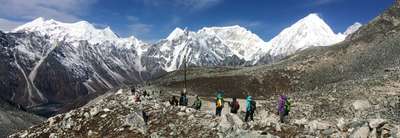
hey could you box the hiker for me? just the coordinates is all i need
[169,96,179,106]
[142,111,149,125]
[134,93,141,102]
[179,92,188,106]
[215,92,224,116]
[278,95,291,123]
[131,87,136,95]
[245,96,256,122]
[229,97,240,114]
[192,96,202,110]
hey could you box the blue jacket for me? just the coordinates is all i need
[246,96,252,112]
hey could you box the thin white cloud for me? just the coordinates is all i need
[0,0,97,22]
[135,0,223,11]
[125,16,154,41]
[129,23,153,36]
[307,0,343,6]
[174,0,223,10]
[0,18,24,32]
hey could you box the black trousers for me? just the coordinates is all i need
[216,107,222,116]
[279,111,286,123]
[245,111,254,122]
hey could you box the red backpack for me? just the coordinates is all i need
[233,101,240,110]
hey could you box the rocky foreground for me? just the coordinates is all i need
[9,85,400,138]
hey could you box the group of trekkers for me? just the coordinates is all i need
[169,90,292,123]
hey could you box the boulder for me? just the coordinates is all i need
[90,107,100,116]
[352,100,371,111]
[308,120,331,132]
[368,119,386,129]
[336,118,347,130]
[177,112,186,116]
[368,128,377,138]
[350,124,370,138]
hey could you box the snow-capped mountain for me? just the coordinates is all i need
[267,13,344,59]
[0,18,152,116]
[337,22,363,39]
[14,17,121,45]
[143,26,266,72]
[250,13,361,64]
[197,25,268,61]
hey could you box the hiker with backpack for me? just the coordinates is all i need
[229,97,240,114]
[215,91,224,116]
[142,110,149,125]
[170,96,179,106]
[192,95,202,110]
[179,92,188,106]
[245,96,256,122]
[278,95,291,123]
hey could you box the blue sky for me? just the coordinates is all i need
[0,0,395,42]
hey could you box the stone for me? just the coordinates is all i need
[88,130,96,136]
[368,128,377,138]
[101,114,107,118]
[381,129,390,137]
[115,89,123,95]
[336,118,347,130]
[164,102,171,107]
[185,108,195,114]
[275,123,281,132]
[352,100,371,111]
[103,108,111,112]
[368,119,386,128]
[90,107,100,116]
[308,120,331,132]
[294,118,308,126]
[84,112,90,118]
[49,133,58,138]
[180,106,186,112]
[177,112,186,116]
[350,124,370,138]
[48,117,57,127]
[321,128,335,135]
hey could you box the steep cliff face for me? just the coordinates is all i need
[0,31,148,116]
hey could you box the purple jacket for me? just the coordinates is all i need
[278,95,287,113]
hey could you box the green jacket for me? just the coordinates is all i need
[193,99,202,110]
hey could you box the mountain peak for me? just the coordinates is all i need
[268,13,343,57]
[31,17,45,23]
[343,22,362,35]
[167,27,185,40]
[296,13,329,27]
[303,13,320,20]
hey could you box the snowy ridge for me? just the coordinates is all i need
[337,22,363,39]
[148,27,244,72]
[13,17,118,44]
[13,17,146,49]
[167,28,185,41]
[197,25,268,60]
[343,22,362,36]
